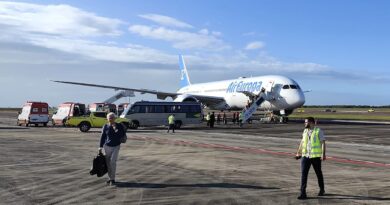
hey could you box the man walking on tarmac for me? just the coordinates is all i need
[295,117,326,200]
[167,114,175,133]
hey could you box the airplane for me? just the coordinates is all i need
[53,55,305,117]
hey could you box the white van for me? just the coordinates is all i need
[17,101,49,127]
[52,102,86,126]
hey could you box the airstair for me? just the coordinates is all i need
[103,90,135,104]
[241,81,275,124]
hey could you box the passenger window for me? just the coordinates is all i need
[147,106,155,113]
[282,85,290,89]
[131,106,140,113]
[139,105,146,113]
[155,106,164,113]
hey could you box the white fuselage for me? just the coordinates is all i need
[177,75,305,111]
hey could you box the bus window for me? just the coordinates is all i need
[146,105,155,113]
[139,105,146,113]
[155,105,164,113]
[130,105,140,114]
[190,105,201,113]
[180,105,189,113]
[165,105,173,113]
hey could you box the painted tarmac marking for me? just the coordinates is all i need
[129,135,390,169]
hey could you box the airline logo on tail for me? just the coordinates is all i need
[179,55,191,88]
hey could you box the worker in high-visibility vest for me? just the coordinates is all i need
[205,112,210,127]
[167,114,175,133]
[295,117,326,200]
[238,111,244,127]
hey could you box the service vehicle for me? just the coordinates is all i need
[120,101,203,129]
[66,111,130,132]
[17,101,49,127]
[52,102,86,126]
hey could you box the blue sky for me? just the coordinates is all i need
[1,0,390,107]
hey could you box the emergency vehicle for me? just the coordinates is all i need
[52,102,86,126]
[17,101,49,127]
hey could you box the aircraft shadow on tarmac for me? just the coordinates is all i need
[319,194,390,201]
[114,182,279,190]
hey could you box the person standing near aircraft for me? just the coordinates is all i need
[99,112,126,186]
[206,112,210,127]
[238,111,244,127]
[167,114,175,133]
[209,112,215,128]
[295,117,326,200]
[223,112,227,125]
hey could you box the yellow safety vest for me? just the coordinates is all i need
[301,127,322,158]
[206,114,210,121]
[168,115,175,124]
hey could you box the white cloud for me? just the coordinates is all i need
[212,31,222,37]
[0,2,356,82]
[198,29,209,35]
[129,25,229,50]
[0,1,175,64]
[245,41,265,50]
[139,14,193,29]
[0,1,123,38]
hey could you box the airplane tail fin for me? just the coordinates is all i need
[179,55,191,88]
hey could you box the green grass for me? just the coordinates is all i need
[290,107,390,121]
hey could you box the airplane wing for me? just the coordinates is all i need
[189,94,225,107]
[52,80,226,106]
[52,80,178,100]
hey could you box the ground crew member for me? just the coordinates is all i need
[167,114,175,133]
[209,112,215,128]
[238,111,244,127]
[295,117,326,200]
[222,112,227,125]
[206,112,210,127]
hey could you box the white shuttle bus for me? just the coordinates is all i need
[120,101,203,129]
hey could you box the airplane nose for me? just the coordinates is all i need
[288,91,305,108]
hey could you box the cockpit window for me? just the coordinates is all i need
[282,85,290,89]
[290,85,297,89]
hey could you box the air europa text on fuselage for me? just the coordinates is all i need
[226,81,262,93]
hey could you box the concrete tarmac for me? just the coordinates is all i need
[0,111,389,204]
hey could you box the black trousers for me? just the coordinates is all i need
[167,124,175,133]
[300,157,324,195]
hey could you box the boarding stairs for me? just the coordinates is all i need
[103,90,135,104]
[241,81,275,124]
